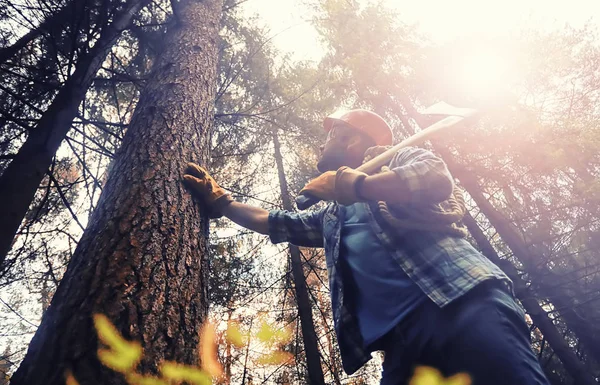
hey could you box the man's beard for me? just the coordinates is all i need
[317,151,349,172]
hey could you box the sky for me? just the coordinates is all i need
[241,0,600,62]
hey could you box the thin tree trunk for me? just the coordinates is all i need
[0,0,150,270]
[10,0,222,383]
[241,318,253,385]
[462,211,597,385]
[439,148,600,369]
[224,309,233,384]
[313,272,342,385]
[410,99,600,368]
[272,128,326,385]
[0,1,77,65]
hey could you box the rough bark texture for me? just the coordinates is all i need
[0,0,150,269]
[462,211,597,385]
[11,0,222,383]
[272,129,325,385]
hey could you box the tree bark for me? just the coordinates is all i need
[11,0,222,383]
[0,0,151,270]
[272,129,325,385]
[462,211,597,385]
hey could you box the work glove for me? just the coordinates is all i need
[299,167,368,206]
[183,162,233,218]
[363,145,391,163]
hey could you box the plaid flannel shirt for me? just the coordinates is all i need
[268,146,511,375]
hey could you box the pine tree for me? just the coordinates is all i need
[10,0,223,383]
[0,0,152,268]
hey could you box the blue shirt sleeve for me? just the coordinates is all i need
[388,146,454,205]
[268,208,325,247]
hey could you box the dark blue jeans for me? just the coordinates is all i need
[378,281,550,385]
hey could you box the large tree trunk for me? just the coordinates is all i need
[462,211,597,385]
[272,129,325,385]
[10,0,222,383]
[0,0,150,270]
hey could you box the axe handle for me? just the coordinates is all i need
[295,112,476,210]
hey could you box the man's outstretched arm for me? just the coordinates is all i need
[183,162,324,247]
[221,201,269,235]
[221,200,325,248]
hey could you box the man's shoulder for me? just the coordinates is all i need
[364,145,416,167]
[394,145,433,156]
[388,146,430,166]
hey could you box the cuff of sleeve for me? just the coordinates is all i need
[335,167,367,206]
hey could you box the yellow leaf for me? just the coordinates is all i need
[97,348,140,373]
[98,349,123,372]
[65,370,80,385]
[256,351,294,366]
[126,372,169,385]
[94,314,143,373]
[255,320,292,346]
[94,314,129,351]
[99,343,143,373]
[409,366,471,385]
[409,366,443,385]
[200,321,223,377]
[444,373,471,385]
[161,361,212,385]
[225,320,249,348]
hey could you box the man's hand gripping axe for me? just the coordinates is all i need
[295,102,478,210]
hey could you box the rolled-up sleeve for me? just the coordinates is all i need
[268,208,325,248]
[389,147,454,205]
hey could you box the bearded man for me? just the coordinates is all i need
[184,110,550,385]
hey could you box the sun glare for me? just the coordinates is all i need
[454,50,516,100]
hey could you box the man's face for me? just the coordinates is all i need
[317,122,369,172]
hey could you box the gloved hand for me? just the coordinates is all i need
[363,145,391,163]
[299,166,368,206]
[183,162,234,218]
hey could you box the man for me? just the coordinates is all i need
[184,110,550,385]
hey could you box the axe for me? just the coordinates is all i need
[295,102,478,210]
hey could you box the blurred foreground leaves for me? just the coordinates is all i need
[67,314,295,384]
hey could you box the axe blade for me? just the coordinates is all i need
[421,101,477,118]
